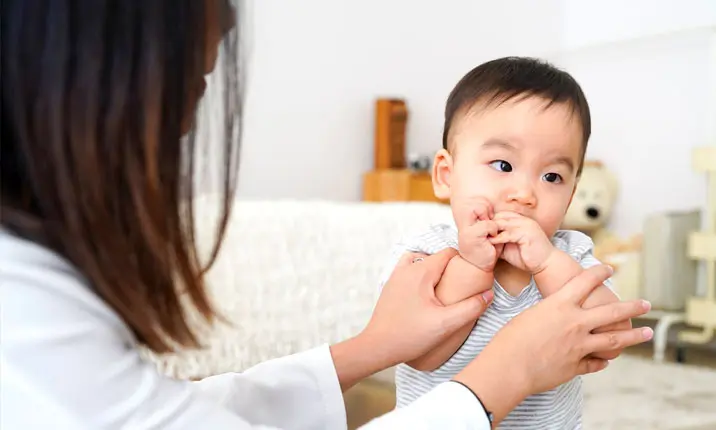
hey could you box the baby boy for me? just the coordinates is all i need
[379,57,631,429]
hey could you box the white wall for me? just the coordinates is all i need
[561,0,716,51]
[554,1,716,238]
[211,0,715,239]
[558,30,712,239]
[235,0,563,201]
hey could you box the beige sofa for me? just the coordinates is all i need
[144,197,454,383]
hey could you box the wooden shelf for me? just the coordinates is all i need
[693,146,716,172]
[686,297,716,327]
[362,169,447,204]
[688,231,716,261]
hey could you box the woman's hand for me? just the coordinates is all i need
[454,264,653,425]
[331,248,493,391]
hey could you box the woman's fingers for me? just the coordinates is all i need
[584,327,654,355]
[585,299,651,330]
[397,251,428,267]
[576,357,610,376]
[562,264,615,305]
[441,289,495,332]
[419,247,458,285]
[396,248,459,289]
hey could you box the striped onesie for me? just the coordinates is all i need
[379,223,610,429]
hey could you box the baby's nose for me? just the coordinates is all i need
[507,184,536,208]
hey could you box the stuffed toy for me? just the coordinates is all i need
[562,161,642,299]
[563,161,619,248]
[563,161,642,261]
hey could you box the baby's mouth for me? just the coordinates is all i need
[495,208,528,217]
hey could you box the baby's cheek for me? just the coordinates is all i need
[539,210,569,236]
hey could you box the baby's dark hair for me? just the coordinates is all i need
[442,56,591,175]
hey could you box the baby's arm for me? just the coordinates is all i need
[533,248,632,360]
[406,254,494,371]
[533,248,608,301]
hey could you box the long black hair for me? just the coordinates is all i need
[1,0,243,353]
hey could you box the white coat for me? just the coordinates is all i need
[0,229,490,429]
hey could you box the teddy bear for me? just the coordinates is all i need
[562,160,641,264]
[562,161,643,301]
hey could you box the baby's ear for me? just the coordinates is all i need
[432,149,453,200]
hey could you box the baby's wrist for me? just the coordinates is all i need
[460,253,496,274]
[533,250,583,297]
[531,247,560,275]
[470,258,496,274]
[436,254,495,305]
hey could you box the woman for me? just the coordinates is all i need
[1,1,653,429]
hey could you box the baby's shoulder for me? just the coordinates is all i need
[551,229,596,259]
[377,223,458,289]
[399,223,458,254]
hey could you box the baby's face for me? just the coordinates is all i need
[433,96,583,238]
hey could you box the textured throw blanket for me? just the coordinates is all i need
[143,198,453,380]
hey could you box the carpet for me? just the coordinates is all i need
[350,354,716,429]
[582,355,716,429]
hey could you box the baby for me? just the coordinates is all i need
[379,57,631,429]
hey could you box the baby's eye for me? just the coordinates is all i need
[543,172,563,183]
[489,160,513,173]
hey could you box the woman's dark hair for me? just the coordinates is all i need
[1,0,242,352]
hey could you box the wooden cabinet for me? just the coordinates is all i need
[374,99,407,169]
[366,98,446,204]
[362,169,447,204]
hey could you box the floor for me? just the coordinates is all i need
[343,343,716,429]
[344,378,395,430]
[626,342,716,370]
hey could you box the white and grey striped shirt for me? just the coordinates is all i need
[380,224,610,430]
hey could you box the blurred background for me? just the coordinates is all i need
[232,0,714,239]
[182,1,716,428]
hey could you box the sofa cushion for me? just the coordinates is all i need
[144,198,453,380]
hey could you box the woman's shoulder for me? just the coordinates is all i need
[1,229,187,428]
[0,228,133,339]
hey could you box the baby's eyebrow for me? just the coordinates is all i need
[553,156,575,173]
[481,138,516,151]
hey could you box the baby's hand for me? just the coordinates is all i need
[457,199,503,272]
[490,211,555,274]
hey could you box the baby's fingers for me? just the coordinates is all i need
[493,218,519,234]
[473,201,493,222]
[471,220,499,238]
[488,230,516,244]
